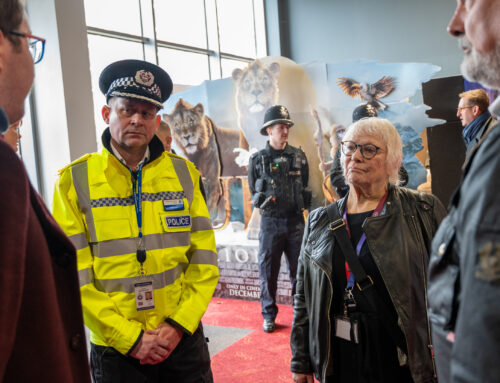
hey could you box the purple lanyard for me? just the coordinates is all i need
[343,191,388,288]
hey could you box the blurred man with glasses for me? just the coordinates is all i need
[0,1,90,381]
[456,89,496,156]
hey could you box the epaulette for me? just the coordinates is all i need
[165,151,187,161]
[57,153,92,175]
[164,151,197,170]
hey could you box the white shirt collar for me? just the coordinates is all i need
[110,141,150,170]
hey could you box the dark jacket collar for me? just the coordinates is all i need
[101,127,165,167]
[336,183,396,216]
[462,110,491,144]
[265,141,294,155]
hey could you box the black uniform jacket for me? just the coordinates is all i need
[248,142,309,216]
[291,186,446,383]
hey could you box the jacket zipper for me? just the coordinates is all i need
[410,215,438,380]
[309,253,333,383]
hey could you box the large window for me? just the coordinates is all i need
[83,0,267,140]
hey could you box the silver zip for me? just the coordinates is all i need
[309,252,334,383]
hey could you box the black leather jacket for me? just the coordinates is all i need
[291,186,446,383]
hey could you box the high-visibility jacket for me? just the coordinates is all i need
[52,138,218,355]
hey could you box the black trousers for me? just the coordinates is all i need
[90,324,213,383]
[258,214,304,319]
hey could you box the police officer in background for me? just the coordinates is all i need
[248,105,311,333]
[52,60,218,382]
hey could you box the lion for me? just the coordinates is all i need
[232,60,280,150]
[163,99,249,222]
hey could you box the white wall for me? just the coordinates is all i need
[268,0,463,78]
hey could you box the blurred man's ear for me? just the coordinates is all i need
[102,105,111,124]
[473,105,481,117]
[155,115,161,131]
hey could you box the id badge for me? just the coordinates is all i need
[163,198,184,211]
[134,281,155,311]
[334,315,359,343]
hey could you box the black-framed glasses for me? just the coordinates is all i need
[10,30,46,64]
[341,141,382,160]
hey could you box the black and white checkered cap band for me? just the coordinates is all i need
[90,191,186,208]
[107,77,162,99]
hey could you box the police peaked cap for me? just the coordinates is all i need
[261,105,294,136]
[99,59,173,109]
[352,103,378,122]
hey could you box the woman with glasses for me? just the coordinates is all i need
[291,117,446,383]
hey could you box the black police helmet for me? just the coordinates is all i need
[99,59,173,109]
[260,105,294,136]
[352,103,378,122]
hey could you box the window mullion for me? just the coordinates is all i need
[139,0,158,63]
[156,39,215,56]
[87,26,148,44]
[205,0,222,80]
[219,52,253,62]
[254,0,268,57]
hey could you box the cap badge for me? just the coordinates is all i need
[135,70,155,87]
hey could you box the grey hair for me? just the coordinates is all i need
[341,117,403,185]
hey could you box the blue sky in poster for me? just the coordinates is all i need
[302,59,445,132]
[163,58,445,191]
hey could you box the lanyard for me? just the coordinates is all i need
[132,164,147,267]
[343,190,388,288]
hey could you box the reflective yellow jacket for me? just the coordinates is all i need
[52,135,218,355]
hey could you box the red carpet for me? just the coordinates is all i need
[203,297,295,383]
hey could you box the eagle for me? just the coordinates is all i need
[337,76,395,110]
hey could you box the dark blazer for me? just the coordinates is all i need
[0,137,91,382]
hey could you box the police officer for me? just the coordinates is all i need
[52,60,219,382]
[248,105,311,333]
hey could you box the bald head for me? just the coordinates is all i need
[157,120,172,152]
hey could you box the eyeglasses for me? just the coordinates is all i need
[341,141,382,160]
[9,30,46,64]
[457,105,473,113]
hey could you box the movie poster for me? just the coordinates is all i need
[163,57,445,303]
